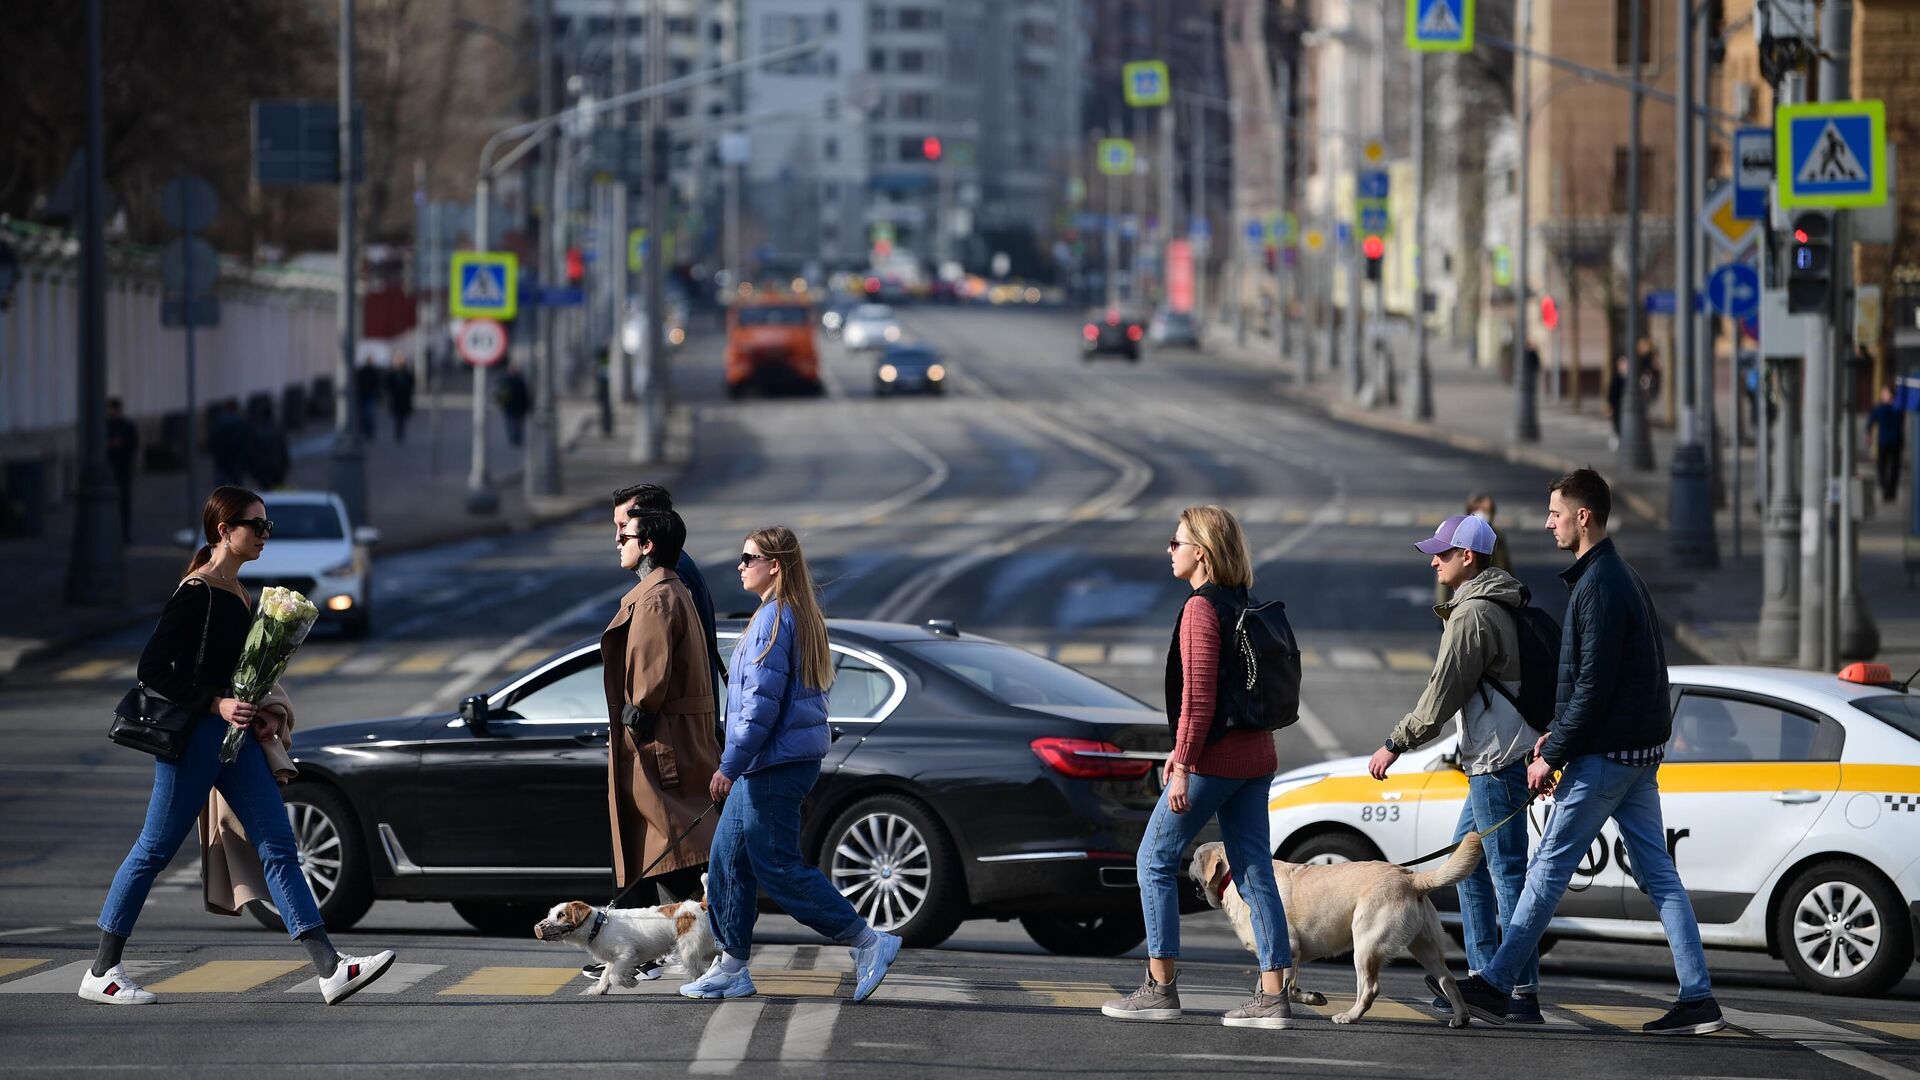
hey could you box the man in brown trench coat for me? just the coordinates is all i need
[603,506,721,913]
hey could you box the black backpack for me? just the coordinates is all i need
[1221,597,1303,733]
[1473,597,1561,732]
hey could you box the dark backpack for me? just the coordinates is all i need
[1473,597,1561,732]
[1221,598,1303,733]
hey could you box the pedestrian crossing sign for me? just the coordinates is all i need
[1776,100,1886,209]
[1406,0,1473,51]
[1097,138,1135,177]
[450,252,518,320]
[1122,60,1170,108]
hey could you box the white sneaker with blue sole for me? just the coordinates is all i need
[850,931,902,1002]
[678,957,756,1000]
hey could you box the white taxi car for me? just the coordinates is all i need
[1267,664,1920,997]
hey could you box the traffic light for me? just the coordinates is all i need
[1362,234,1384,283]
[1786,210,1831,314]
[565,246,585,284]
[1540,295,1559,331]
[922,136,943,162]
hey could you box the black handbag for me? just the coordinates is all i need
[109,578,212,762]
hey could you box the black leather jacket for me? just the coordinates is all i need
[1541,538,1672,767]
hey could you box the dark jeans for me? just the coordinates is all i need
[503,413,526,446]
[1878,448,1902,503]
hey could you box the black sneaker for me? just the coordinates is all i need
[1506,992,1545,1025]
[1642,996,1726,1036]
[1456,974,1509,1025]
[1424,973,1451,1013]
[581,963,606,979]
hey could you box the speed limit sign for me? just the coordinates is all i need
[456,318,509,367]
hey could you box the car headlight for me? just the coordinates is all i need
[926,364,945,381]
[621,323,642,355]
[878,364,897,382]
[823,312,842,330]
[847,327,865,344]
[325,595,355,612]
[883,325,901,342]
[667,327,685,345]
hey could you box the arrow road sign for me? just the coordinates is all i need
[1122,60,1170,107]
[450,251,518,320]
[1358,169,1390,200]
[1732,126,1771,220]
[456,318,509,367]
[1777,99,1886,208]
[1700,183,1759,256]
[1406,0,1474,51]
[1706,263,1760,319]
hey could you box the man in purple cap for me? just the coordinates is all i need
[1369,512,1544,1023]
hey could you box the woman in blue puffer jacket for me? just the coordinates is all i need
[678,525,902,1003]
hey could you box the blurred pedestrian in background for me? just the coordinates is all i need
[246,406,290,491]
[495,363,531,447]
[354,358,383,441]
[1867,383,1905,505]
[106,397,138,542]
[209,401,249,487]
[387,355,416,444]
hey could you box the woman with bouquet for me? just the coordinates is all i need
[84,486,395,1006]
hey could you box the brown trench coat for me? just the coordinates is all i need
[603,565,720,886]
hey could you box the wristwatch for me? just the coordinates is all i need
[1383,736,1406,755]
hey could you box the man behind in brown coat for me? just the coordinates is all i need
[593,506,721,981]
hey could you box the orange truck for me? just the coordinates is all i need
[725,297,823,398]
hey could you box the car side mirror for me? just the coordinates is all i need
[353,526,382,546]
[460,694,492,734]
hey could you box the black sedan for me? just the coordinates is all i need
[262,620,1195,956]
[874,344,947,396]
[1081,307,1144,361]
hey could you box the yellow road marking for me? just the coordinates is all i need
[392,650,456,675]
[1382,650,1434,672]
[1851,1020,1920,1041]
[146,960,306,993]
[1054,644,1107,665]
[1298,649,1326,669]
[754,971,845,997]
[1560,1003,1742,1036]
[0,959,49,979]
[59,659,122,681]
[1303,992,1432,1023]
[508,648,556,671]
[1018,980,1116,1008]
[285,652,348,676]
[438,967,578,996]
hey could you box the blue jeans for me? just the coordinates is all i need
[1453,759,1539,993]
[1138,771,1291,970]
[99,714,324,939]
[706,760,866,961]
[1482,755,1712,1001]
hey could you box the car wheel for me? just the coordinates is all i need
[1774,860,1914,996]
[244,783,374,932]
[453,901,557,937]
[1020,911,1146,957]
[1279,830,1381,865]
[821,794,965,949]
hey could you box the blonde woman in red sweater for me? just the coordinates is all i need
[1102,504,1296,1028]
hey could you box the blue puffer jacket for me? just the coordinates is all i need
[719,601,830,779]
[1542,537,1672,767]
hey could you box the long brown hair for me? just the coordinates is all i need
[743,525,834,692]
[184,485,262,576]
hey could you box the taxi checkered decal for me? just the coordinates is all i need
[1886,794,1918,812]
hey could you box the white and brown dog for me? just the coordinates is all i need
[1190,832,1483,1027]
[533,897,717,996]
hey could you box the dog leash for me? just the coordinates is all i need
[604,800,720,909]
[1394,790,1542,868]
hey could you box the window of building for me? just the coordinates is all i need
[871,7,889,31]
[869,48,887,72]
[896,92,932,119]
[870,135,888,163]
[823,136,839,161]
[667,16,694,35]
[899,8,938,30]
[899,136,935,161]
[898,49,931,73]
[1614,0,1654,66]
[763,14,833,74]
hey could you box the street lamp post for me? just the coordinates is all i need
[1408,46,1432,421]
[525,0,562,497]
[1667,0,1717,566]
[1511,0,1539,442]
[330,0,370,525]
[1618,0,1655,471]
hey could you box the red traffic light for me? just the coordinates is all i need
[1540,295,1559,330]
[922,136,943,161]
[565,247,585,283]
[1362,235,1385,260]
[1793,228,1810,244]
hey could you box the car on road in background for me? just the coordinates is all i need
[1264,664,1920,997]
[842,304,903,352]
[1148,310,1199,348]
[1081,308,1144,362]
[874,344,947,397]
[725,296,822,398]
[264,620,1197,957]
[173,490,379,638]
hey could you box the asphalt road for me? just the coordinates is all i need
[1,307,1914,1078]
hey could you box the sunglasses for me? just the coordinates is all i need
[228,517,274,538]
[617,533,643,546]
[1167,538,1196,552]
[738,552,773,567]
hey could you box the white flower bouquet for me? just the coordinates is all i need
[221,586,320,763]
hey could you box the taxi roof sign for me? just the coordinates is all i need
[1776,99,1887,209]
[450,251,518,320]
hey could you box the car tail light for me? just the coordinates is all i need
[1031,738,1154,780]
[1082,324,1099,340]
[1125,325,1144,341]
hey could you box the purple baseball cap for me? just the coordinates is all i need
[1414,514,1498,556]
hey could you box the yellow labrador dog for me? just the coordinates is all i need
[1190,832,1483,1028]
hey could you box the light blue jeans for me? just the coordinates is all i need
[1453,758,1539,993]
[1481,754,1713,1001]
[706,760,867,961]
[99,713,324,939]
[1138,771,1291,970]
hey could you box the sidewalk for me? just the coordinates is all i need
[0,367,693,673]
[1205,324,1919,677]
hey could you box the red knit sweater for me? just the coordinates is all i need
[1172,594,1279,779]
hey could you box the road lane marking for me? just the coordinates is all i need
[1106,643,1159,666]
[286,962,444,995]
[0,960,173,994]
[1560,1003,1741,1035]
[508,648,555,671]
[779,1002,841,1064]
[1301,991,1433,1023]
[1721,1007,1882,1046]
[58,658,123,681]
[285,652,348,676]
[144,960,306,993]
[1299,649,1326,669]
[437,966,578,996]
[1382,650,1434,672]
[1016,979,1116,1008]
[1054,643,1107,666]
[1851,1021,1920,1041]
[1328,648,1384,670]
[1156,1054,1388,1068]
[407,583,634,714]
[1803,1043,1920,1080]
[690,999,767,1076]
[0,958,50,979]
[1294,699,1347,759]
[392,650,458,675]
[336,653,393,676]
[0,926,65,938]
[865,974,976,1005]
[753,970,844,997]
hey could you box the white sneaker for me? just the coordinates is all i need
[636,961,665,982]
[78,964,156,1005]
[318,951,396,1005]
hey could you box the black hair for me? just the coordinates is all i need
[612,483,673,513]
[1549,468,1611,527]
[627,508,686,567]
